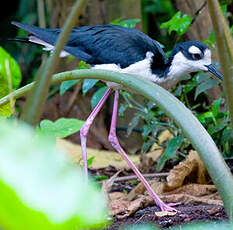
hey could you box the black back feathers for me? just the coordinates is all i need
[12,21,167,68]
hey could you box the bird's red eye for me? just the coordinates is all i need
[192,53,201,60]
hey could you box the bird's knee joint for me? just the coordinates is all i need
[108,133,117,145]
[80,125,88,138]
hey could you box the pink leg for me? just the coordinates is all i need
[80,88,112,179]
[108,90,177,212]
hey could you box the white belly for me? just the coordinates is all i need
[92,52,161,89]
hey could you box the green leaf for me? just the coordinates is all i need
[160,11,192,36]
[119,19,141,28]
[87,156,95,167]
[0,46,22,89]
[0,120,108,230]
[40,118,84,138]
[91,86,108,109]
[95,175,108,181]
[59,61,89,95]
[59,80,79,95]
[212,98,222,117]
[111,18,141,28]
[208,121,227,135]
[141,139,154,154]
[82,79,99,95]
[119,104,129,116]
[77,60,90,69]
[127,115,140,136]
[157,135,184,171]
[0,47,22,116]
[194,78,219,99]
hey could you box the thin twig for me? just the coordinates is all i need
[113,172,169,183]
[191,1,207,25]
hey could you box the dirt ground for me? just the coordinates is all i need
[91,166,228,230]
[104,204,227,229]
[97,158,232,229]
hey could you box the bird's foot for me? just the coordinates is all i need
[159,202,180,212]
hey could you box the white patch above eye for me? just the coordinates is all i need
[188,46,201,54]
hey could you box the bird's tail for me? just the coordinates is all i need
[7,37,31,43]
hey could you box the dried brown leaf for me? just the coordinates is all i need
[165,150,208,190]
[109,196,152,218]
[155,211,177,217]
[158,130,173,144]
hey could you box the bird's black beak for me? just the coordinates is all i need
[205,64,223,81]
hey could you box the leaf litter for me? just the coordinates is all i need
[57,135,223,220]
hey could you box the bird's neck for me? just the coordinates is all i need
[150,54,187,89]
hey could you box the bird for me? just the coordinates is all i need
[11,21,223,212]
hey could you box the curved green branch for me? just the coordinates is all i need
[1,69,233,218]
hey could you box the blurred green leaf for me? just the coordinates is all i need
[39,118,84,138]
[208,121,227,135]
[212,98,222,117]
[160,11,192,35]
[60,80,80,95]
[157,135,184,171]
[0,47,21,89]
[82,79,99,95]
[95,175,108,181]
[119,104,129,116]
[194,78,219,100]
[127,115,140,136]
[91,86,108,109]
[60,61,89,95]
[111,18,141,28]
[196,111,214,124]
[87,156,95,167]
[0,120,108,230]
[0,46,22,116]
[141,139,154,154]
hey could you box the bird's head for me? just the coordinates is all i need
[168,40,223,81]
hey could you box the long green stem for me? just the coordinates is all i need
[20,0,86,126]
[1,68,233,217]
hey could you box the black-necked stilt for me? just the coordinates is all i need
[12,21,222,212]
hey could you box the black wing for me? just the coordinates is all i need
[12,21,166,68]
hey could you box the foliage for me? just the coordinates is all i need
[160,11,192,36]
[0,120,108,230]
[60,60,90,95]
[196,98,232,157]
[39,118,84,138]
[111,18,141,28]
[156,135,184,171]
[91,86,108,109]
[0,47,22,116]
